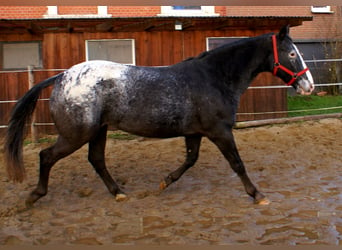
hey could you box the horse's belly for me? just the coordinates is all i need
[105,109,189,138]
[119,126,182,138]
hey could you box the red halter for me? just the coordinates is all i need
[272,35,309,86]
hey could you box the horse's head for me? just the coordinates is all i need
[271,25,314,95]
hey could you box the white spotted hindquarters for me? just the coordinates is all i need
[49,60,130,137]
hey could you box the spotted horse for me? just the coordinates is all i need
[4,25,314,207]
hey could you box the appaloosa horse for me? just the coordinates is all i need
[4,25,314,207]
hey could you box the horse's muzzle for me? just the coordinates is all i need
[297,79,315,95]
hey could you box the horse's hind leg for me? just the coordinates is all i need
[26,136,85,207]
[88,125,126,201]
[160,134,202,189]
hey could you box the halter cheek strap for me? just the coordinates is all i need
[272,35,309,86]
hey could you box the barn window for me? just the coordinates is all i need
[86,39,135,65]
[159,6,219,16]
[45,6,111,18]
[172,6,201,10]
[311,6,333,13]
[0,41,42,70]
[206,37,248,51]
[47,6,58,16]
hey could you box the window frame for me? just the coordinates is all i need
[158,6,219,17]
[206,37,248,51]
[45,6,111,18]
[311,6,333,13]
[0,41,43,70]
[85,39,136,65]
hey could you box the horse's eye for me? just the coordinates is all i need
[289,51,297,58]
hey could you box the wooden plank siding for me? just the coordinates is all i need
[0,22,298,136]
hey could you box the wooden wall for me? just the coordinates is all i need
[0,28,287,136]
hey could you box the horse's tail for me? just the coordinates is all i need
[4,73,63,183]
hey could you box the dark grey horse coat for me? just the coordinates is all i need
[4,26,314,206]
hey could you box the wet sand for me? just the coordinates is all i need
[0,118,341,245]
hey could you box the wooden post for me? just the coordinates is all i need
[28,65,38,143]
[234,113,342,129]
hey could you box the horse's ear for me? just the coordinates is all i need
[278,25,290,41]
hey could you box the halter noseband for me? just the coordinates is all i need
[272,35,309,86]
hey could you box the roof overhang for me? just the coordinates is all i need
[0,16,313,34]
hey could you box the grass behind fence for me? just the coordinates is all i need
[287,95,342,117]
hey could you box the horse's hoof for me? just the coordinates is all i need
[25,196,36,208]
[115,193,127,202]
[255,197,270,205]
[25,200,34,209]
[159,180,167,190]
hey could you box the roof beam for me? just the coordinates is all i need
[27,22,42,34]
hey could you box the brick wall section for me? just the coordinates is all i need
[227,6,312,16]
[0,6,47,19]
[108,6,160,17]
[58,6,98,15]
[227,6,341,40]
[293,6,342,40]
[0,6,241,19]
[215,6,226,16]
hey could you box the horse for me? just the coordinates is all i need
[4,25,314,207]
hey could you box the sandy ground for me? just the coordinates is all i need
[0,118,341,245]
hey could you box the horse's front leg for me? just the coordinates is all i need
[208,126,270,205]
[160,134,202,189]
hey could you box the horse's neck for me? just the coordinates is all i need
[206,36,272,91]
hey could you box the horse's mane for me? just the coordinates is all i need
[183,51,209,62]
[183,32,275,63]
